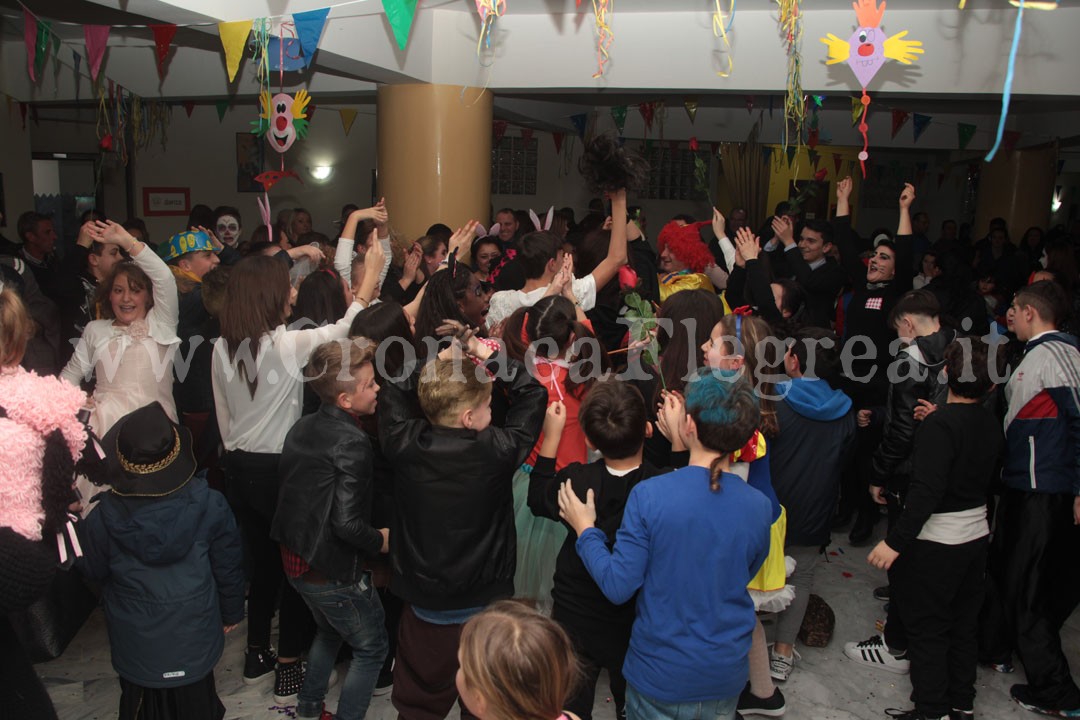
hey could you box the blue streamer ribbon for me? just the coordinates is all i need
[985,0,1024,161]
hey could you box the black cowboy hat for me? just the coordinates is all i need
[101,402,196,497]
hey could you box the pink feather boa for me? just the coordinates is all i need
[0,368,88,541]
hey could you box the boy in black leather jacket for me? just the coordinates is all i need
[273,339,389,720]
[378,333,546,720]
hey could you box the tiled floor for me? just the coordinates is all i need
[41,521,1078,719]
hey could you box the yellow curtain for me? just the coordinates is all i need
[719,121,770,229]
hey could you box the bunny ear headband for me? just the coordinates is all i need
[475,222,502,239]
[528,207,555,232]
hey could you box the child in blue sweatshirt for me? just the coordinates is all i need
[559,370,772,720]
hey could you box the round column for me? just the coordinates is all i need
[377,84,493,243]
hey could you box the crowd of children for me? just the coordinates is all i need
[2,137,1080,720]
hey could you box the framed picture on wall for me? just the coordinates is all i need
[236,132,265,193]
[143,187,191,216]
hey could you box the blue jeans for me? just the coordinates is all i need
[626,685,738,720]
[290,572,388,720]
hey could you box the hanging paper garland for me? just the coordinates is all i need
[474,0,506,60]
[821,0,923,176]
[589,0,614,78]
[711,0,735,77]
[776,0,804,167]
[684,97,698,124]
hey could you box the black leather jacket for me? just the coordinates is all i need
[378,351,546,611]
[871,327,955,485]
[272,404,384,584]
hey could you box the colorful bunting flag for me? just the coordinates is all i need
[382,0,419,51]
[611,106,627,134]
[23,9,37,81]
[786,145,797,167]
[83,25,110,82]
[215,100,229,122]
[183,101,195,117]
[339,108,358,136]
[150,24,177,76]
[552,132,564,154]
[34,19,51,80]
[958,123,977,150]
[809,149,820,169]
[833,153,843,176]
[684,97,698,124]
[746,95,755,115]
[493,120,509,145]
[72,50,81,101]
[638,103,654,134]
[570,113,588,140]
[294,8,330,67]
[851,97,862,126]
[891,110,910,140]
[218,20,252,82]
[912,113,931,143]
[808,129,819,149]
[762,146,773,163]
[268,37,306,72]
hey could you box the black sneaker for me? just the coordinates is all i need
[949,710,974,720]
[884,709,948,720]
[243,646,278,685]
[737,685,785,717]
[1010,684,1080,718]
[274,661,306,703]
[873,585,891,601]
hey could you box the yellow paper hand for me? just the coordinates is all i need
[821,33,851,64]
[292,89,311,119]
[883,31,924,65]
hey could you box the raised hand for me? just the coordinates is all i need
[837,176,853,203]
[899,182,916,210]
[544,400,567,439]
[770,216,794,248]
[197,225,224,251]
[712,208,726,239]
[735,226,762,261]
[402,242,422,282]
[449,220,480,259]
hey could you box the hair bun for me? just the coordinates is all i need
[578,135,649,196]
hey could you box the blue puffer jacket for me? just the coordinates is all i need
[79,477,245,688]
[1003,332,1080,495]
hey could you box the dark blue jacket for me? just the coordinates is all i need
[79,477,244,688]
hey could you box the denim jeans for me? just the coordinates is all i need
[626,685,738,720]
[290,572,388,720]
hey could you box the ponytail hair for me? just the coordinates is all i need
[513,295,609,396]
[685,369,760,491]
[716,313,782,437]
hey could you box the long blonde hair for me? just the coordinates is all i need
[0,289,31,368]
[458,601,579,720]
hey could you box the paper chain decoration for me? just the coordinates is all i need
[821,0,923,176]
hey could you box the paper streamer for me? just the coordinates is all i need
[711,0,735,77]
[218,20,253,82]
[24,8,37,82]
[985,0,1028,162]
[590,0,614,78]
[777,0,804,165]
[83,25,110,82]
[475,0,506,60]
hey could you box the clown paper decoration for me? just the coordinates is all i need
[252,88,311,153]
[821,0,923,176]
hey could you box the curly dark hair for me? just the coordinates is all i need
[578,134,649,196]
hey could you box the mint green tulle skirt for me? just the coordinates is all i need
[512,466,567,616]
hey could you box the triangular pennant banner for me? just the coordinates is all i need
[19,102,28,130]
[552,132,564,154]
[23,9,38,82]
[762,146,773,163]
[851,97,863,126]
[833,153,843,175]
[1057,160,1065,174]
[957,123,977,151]
[684,97,698,124]
[215,100,229,122]
[382,0,419,51]
[183,101,195,117]
[339,108,358,136]
[746,95,755,115]
[293,7,330,67]
[493,120,509,145]
[891,110,910,140]
[1003,130,1021,152]
[570,113,588,140]
[218,20,252,82]
[150,24,177,76]
[808,128,819,149]
[710,142,720,155]
[308,104,318,121]
[34,20,51,80]
[610,105,627,134]
[809,149,820,169]
[786,145,797,167]
[83,25,110,82]
[521,128,534,143]
[912,113,932,143]
[638,102,654,133]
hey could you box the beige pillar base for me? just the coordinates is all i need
[377,84,493,245]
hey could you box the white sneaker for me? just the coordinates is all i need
[769,648,799,681]
[843,635,910,674]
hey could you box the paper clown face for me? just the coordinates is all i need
[821,0,923,89]
[253,89,311,154]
